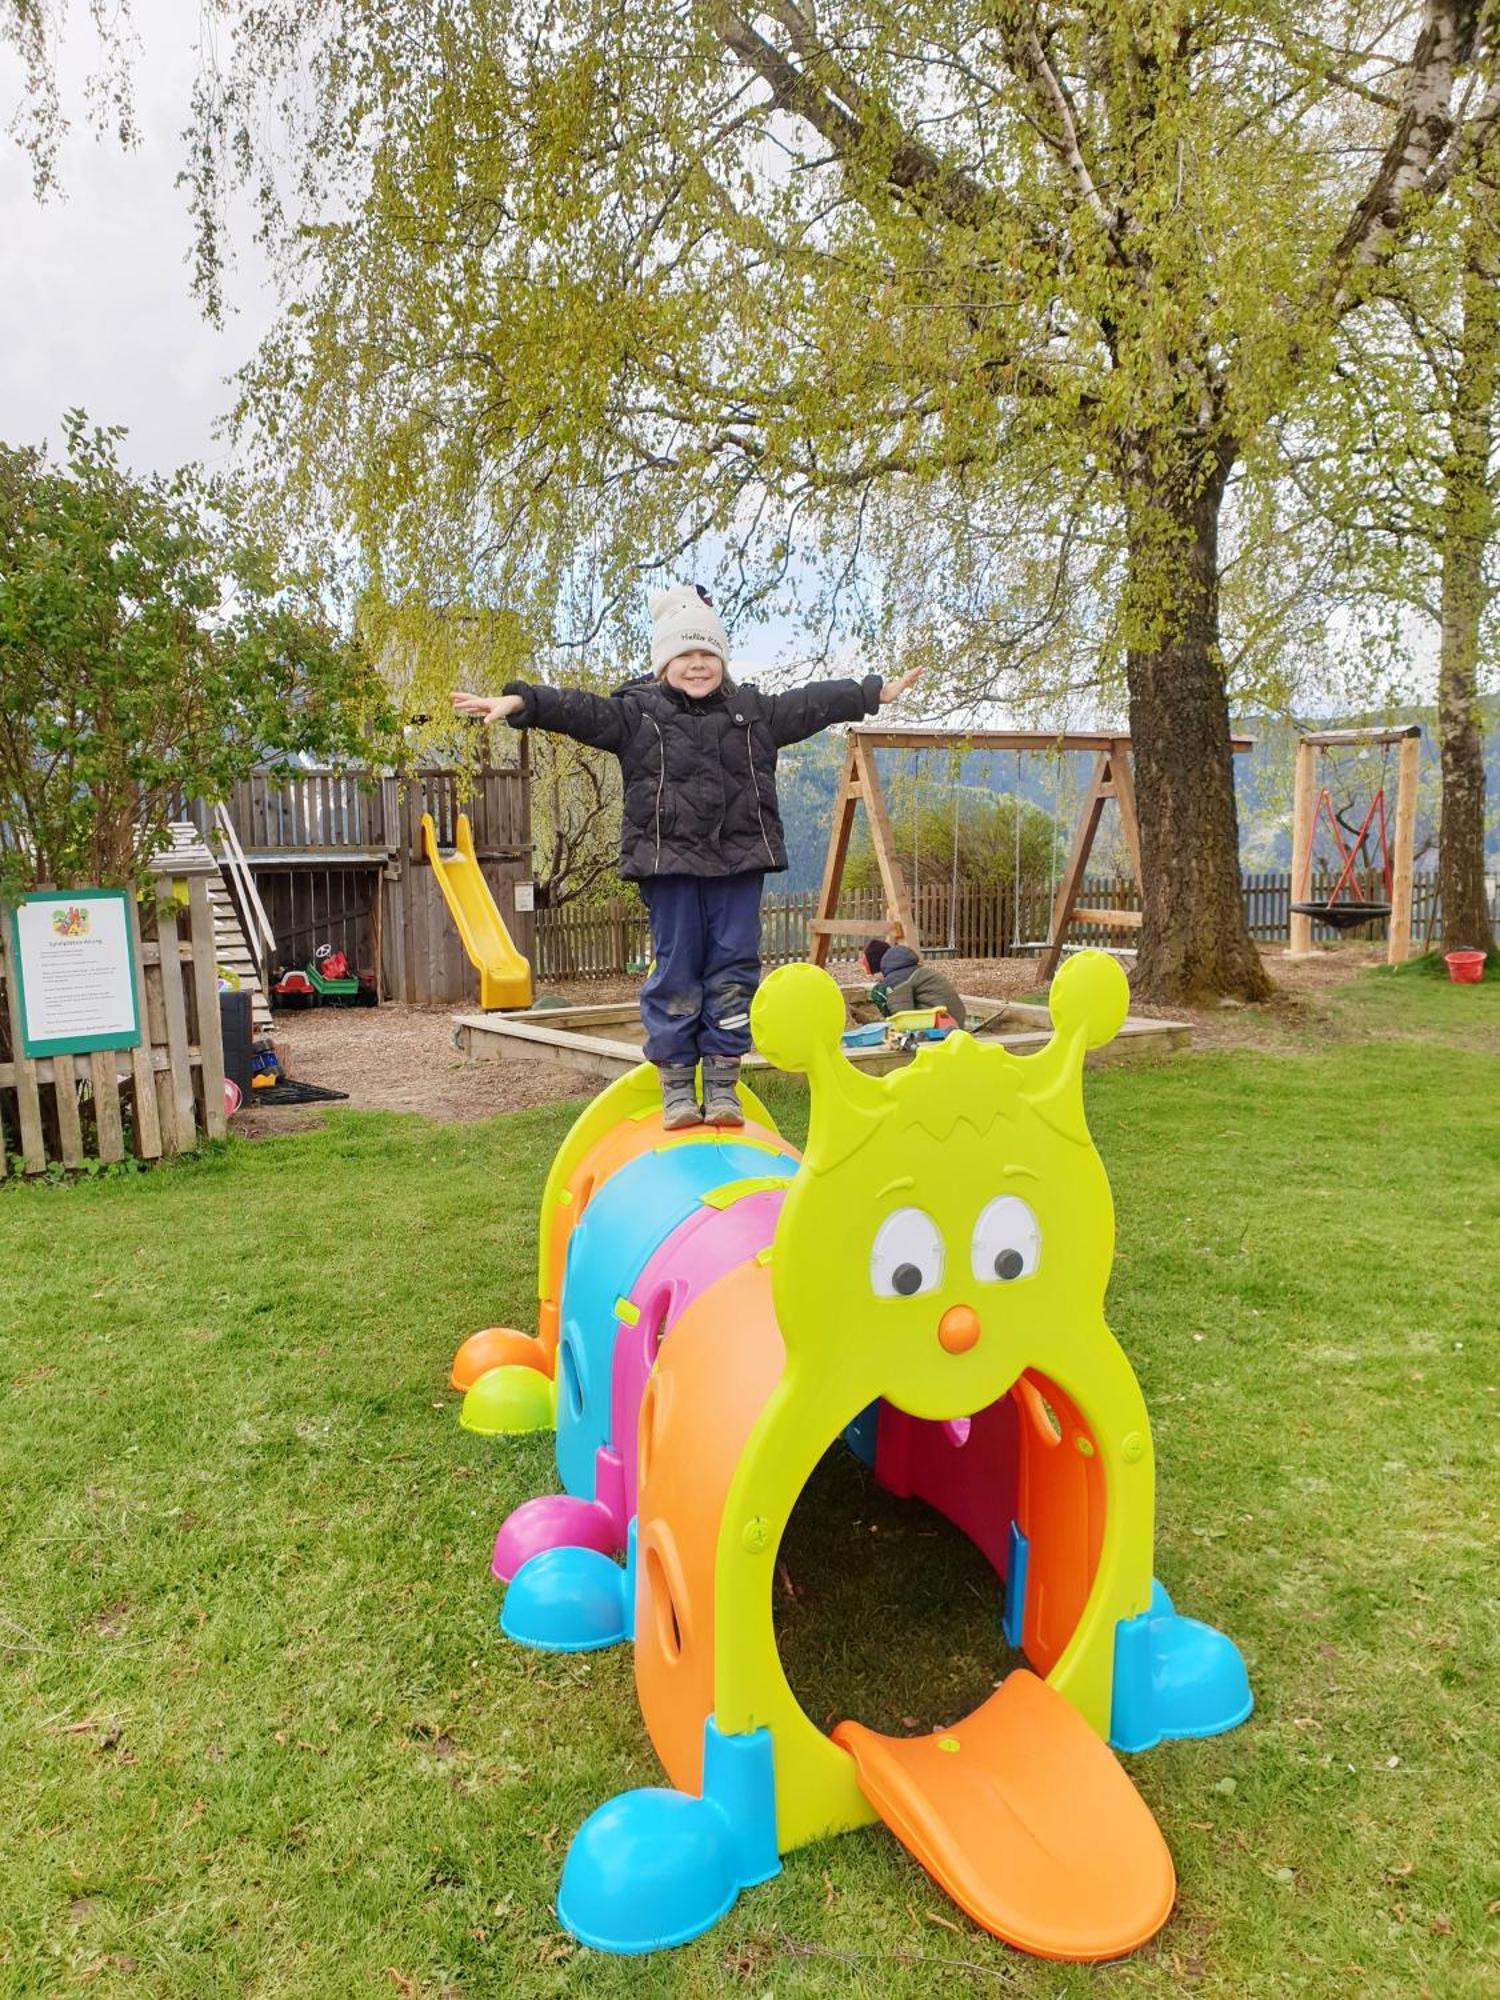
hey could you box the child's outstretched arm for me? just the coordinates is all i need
[764,665,924,746]
[450,683,629,752]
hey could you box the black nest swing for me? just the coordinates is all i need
[1289,897,1391,931]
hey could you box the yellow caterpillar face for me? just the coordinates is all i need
[752,954,1129,1423]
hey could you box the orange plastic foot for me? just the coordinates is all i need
[450,1326,552,1390]
[834,1671,1175,1961]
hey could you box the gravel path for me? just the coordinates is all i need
[233,946,1386,1137]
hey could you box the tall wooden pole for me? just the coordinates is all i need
[1288,739,1316,956]
[1387,732,1420,965]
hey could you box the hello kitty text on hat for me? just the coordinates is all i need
[650,583,730,672]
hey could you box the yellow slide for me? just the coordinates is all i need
[421,811,534,1011]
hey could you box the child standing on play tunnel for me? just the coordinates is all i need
[453,586,919,1129]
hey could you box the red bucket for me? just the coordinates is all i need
[1444,950,1486,984]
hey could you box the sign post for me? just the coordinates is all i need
[9,889,143,1059]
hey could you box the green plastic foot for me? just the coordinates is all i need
[460,1363,557,1436]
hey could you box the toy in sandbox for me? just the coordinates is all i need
[450,952,1252,1961]
[270,944,378,1010]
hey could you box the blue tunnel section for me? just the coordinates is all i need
[553,1137,796,1500]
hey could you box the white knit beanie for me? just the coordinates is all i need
[649,584,729,672]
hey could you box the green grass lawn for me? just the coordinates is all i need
[2,970,1497,1999]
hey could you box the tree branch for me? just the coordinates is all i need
[1424,72,1500,200]
[1008,30,1118,243]
[708,3,998,229]
[1325,0,1466,309]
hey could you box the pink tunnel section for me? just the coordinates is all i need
[493,1187,785,1580]
[873,1395,1021,1581]
[871,1376,1108,1684]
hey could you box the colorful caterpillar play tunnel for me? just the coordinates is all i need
[453,952,1252,1960]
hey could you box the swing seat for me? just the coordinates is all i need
[1290,900,1391,932]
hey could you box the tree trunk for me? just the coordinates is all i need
[1435,178,1498,961]
[1123,453,1273,1005]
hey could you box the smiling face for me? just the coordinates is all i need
[794,1059,1113,1422]
[751,954,1130,1426]
[662,648,725,697]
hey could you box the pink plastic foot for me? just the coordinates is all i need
[492,1494,620,1581]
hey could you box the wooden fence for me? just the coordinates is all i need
[533,870,1481,980]
[188,765,529,863]
[1,875,227,1178]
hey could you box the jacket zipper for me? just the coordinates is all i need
[650,716,666,874]
[744,718,775,868]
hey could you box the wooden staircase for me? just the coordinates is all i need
[155,823,274,1035]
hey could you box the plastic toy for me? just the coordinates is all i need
[270,945,377,1009]
[421,811,534,1010]
[459,952,1251,1961]
[841,1005,959,1053]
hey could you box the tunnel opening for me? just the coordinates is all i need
[773,1419,1026,1742]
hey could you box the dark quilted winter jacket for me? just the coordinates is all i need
[503,673,883,879]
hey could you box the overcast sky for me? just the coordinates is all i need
[0,10,823,674]
[1,0,270,478]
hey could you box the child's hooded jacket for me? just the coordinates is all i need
[503,672,881,879]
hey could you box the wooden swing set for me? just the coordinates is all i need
[1287,724,1420,964]
[810,726,1253,980]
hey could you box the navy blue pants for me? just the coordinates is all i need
[639,874,764,1065]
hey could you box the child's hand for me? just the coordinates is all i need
[451,690,522,724]
[878,666,924,706]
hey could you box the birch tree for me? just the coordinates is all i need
[1434,162,1498,958]
[187,0,1500,1001]
[1272,143,1498,963]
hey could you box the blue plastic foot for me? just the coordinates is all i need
[499,1546,629,1653]
[843,1401,879,1467]
[1110,1578,1253,1753]
[557,1721,779,1953]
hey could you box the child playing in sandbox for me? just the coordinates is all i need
[453,585,920,1129]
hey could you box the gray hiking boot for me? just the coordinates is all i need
[701,1058,745,1127]
[658,1064,703,1130]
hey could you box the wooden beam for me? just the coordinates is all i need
[811,726,1214,980]
[1387,731,1420,966]
[153,901,199,1153]
[189,877,228,1140]
[1,917,46,1174]
[852,728,1255,754]
[1300,725,1421,747]
[809,741,861,969]
[1106,741,1144,882]
[52,1051,84,1166]
[1039,753,1111,981]
[236,848,395,868]
[125,897,163,1160]
[90,1049,126,1163]
[854,737,919,948]
[1288,738,1317,955]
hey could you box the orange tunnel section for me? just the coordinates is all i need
[633,1257,785,1795]
[1013,1371,1106,1678]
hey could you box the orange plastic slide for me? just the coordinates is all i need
[833,1672,1175,1962]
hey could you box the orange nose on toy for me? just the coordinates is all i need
[938,1304,981,1354]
